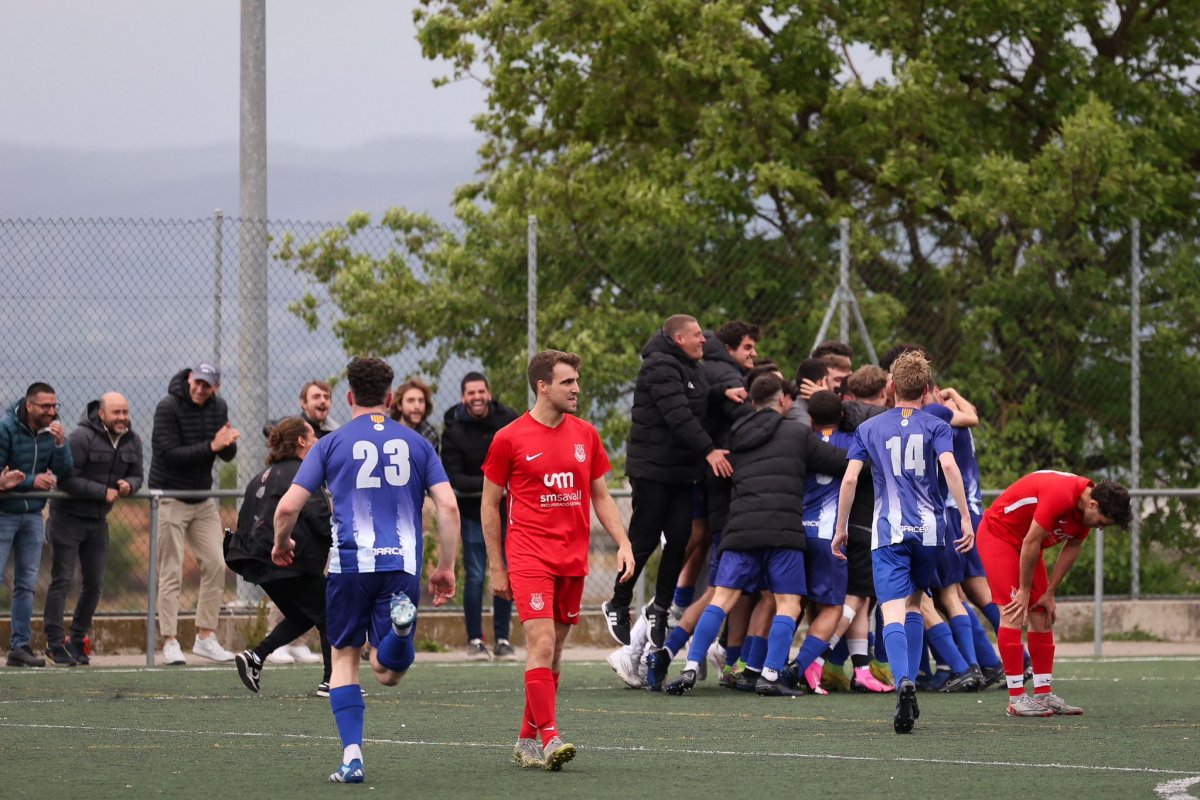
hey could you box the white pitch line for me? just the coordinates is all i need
[0,721,1195,776]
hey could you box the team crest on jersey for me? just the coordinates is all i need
[574,443,586,462]
[370,413,386,431]
[530,593,545,611]
[900,407,913,426]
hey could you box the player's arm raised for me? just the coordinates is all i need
[591,477,634,582]
[1040,537,1083,626]
[1005,521,1051,627]
[427,482,460,606]
[272,483,313,566]
[481,477,512,601]
[830,459,864,561]
[937,452,975,553]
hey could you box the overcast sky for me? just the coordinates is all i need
[1,0,484,151]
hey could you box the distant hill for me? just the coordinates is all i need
[0,135,483,222]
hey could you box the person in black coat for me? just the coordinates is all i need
[226,416,333,695]
[439,371,520,660]
[662,373,846,697]
[43,393,144,665]
[602,314,734,649]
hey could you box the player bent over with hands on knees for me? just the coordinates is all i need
[831,351,975,734]
[272,357,460,785]
[976,471,1130,718]
[481,350,634,771]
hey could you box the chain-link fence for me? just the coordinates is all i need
[3,215,1199,632]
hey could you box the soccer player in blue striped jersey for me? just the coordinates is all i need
[273,357,461,784]
[831,351,974,733]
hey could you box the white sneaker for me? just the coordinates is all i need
[265,648,295,664]
[287,643,323,664]
[192,635,236,663]
[607,648,644,689]
[161,639,187,666]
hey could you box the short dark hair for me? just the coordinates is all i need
[715,320,761,350]
[663,314,698,340]
[1093,481,1133,528]
[346,357,394,408]
[528,350,582,392]
[796,358,828,385]
[811,340,853,360]
[25,382,54,400]
[808,390,843,427]
[460,371,489,394]
[880,342,927,373]
[391,377,433,424]
[266,416,311,465]
[846,365,887,399]
[745,361,781,390]
[750,373,794,408]
[818,353,852,373]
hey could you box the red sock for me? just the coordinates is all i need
[519,689,538,739]
[1027,630,1055,695]
[997,626,1026,698]
[525,667,557,744]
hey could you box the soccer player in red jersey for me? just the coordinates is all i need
[976,470,1130,717]
[481,350,634,771]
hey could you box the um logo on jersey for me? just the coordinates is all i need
[543,472,575,489]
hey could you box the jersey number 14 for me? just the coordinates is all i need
[885,434,926,477]
[353,439,412,488]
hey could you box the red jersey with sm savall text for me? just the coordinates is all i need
[981,470,1094,550]
[482,412,611,576]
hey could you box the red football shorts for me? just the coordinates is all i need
[977,517,1050,609]
[509,571,586,625]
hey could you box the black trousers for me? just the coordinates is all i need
[611,476,695,610]
[43,511,109,646]
[256,574,332,683]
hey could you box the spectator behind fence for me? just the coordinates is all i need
[149,362,240,665]
[391,377,440,452]
[43,393,143,666]
[299,379,339,439]
[440,371,519,661]
[227,416,333,696]
[0,382,73,668]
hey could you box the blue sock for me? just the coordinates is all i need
[672,586,695,608]
[744,635,767,671]
[869,629,881,660]
[949,614,978,666]
[967,607,1000,668]
[980,602,1001,633]
[918,643,932,678]
[904,612,924,681]
[764,616,798,673]
[875,607,888,661]
[329,685,365,749]
[724,644,742,667]
[883,622,909,684]
[795,634,828,671]
[665,624,691,656]
[375,629,415,673]
[687,606,726,664]
[828,636,849,666]
[926,621,969,673]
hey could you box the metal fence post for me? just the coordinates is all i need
[527,214,538,410]
[839,217,850,343]
[1093,527,1104,657]
[214,208,224,368]
[1130,218,1141,599]
[147,491,160,667]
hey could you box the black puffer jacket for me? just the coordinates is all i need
[149,368,237,499]
[720,409,847,553]
[626,330,714,483]
[226,458,332,583]
[441,400,519,520]
[51,401,144,520]
[701,331,752,531]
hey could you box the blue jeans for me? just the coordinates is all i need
[461,517,512,642]
[0,512,46,650]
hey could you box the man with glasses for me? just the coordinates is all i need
[0,382,73,667]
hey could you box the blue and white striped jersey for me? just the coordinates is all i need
[923,403,983,519]
[803,427,856,540]
[847,407,954,549]
[293,412,448,575]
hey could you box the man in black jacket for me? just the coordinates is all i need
[43,393,143,665]
[440,371,519,660]
[602,314,733,649]
[149,363,240,665]
[663,373,846,696]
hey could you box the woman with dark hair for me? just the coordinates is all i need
[225,416,333,695]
